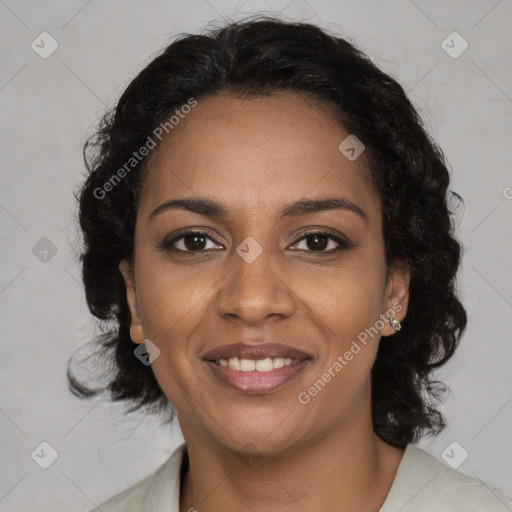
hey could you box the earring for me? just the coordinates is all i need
[390,317,402,332]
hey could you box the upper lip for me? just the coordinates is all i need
[202,342,312,361]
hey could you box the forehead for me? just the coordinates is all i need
[138,91,379,221]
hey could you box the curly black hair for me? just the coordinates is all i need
[68,15,467,449]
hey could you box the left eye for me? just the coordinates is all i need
[290,232,348,253]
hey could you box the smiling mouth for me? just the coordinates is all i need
[202,342,312,394]
[209,356,304,372]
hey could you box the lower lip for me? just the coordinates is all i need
[204,360,310,394]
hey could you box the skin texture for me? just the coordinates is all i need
[119,91,411,512]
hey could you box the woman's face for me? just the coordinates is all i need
[120,91,409,454]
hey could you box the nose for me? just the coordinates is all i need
[216,246,295,325]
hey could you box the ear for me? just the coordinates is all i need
[119,259,145,344]
[381,260,410,337]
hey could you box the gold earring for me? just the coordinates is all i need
[390,317,402,332]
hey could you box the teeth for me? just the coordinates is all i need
[256,358,273,372]
[240,359,256,372]
[273,358,284,368]
[217,357,300,372]
[227,357,240,371]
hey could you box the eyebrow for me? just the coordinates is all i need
[148,196,367,223]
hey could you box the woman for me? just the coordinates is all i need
[69,16,512,511]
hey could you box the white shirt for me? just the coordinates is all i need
[89,442,512,511]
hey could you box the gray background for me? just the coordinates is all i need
[1,0,511,510]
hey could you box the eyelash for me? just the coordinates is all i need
[158,230,351,255]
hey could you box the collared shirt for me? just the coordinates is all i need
[89,442,512,511]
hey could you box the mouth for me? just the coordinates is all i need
[202,343,312,394]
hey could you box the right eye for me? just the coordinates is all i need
[159,230,224,253]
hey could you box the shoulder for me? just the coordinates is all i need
[87,443,186,512]
[87,473,151,512]
[380,444,512,511]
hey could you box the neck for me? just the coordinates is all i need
[178,414,405,512]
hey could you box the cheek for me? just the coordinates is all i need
[134,263,207,408]
[299,261,387,407]
[303,257,386,338]
[136,255,214,334]
[132,262,214,399]
[294,265,386,420]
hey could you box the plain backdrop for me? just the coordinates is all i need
[0,0,511,510]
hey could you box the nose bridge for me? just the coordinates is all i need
[216,239,294,323]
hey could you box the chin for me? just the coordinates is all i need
[207,408,305,455]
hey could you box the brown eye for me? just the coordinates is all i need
[305,234,329,251]
[181,233,208,251]
[291,232,350,253]
[161,231,223,252]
